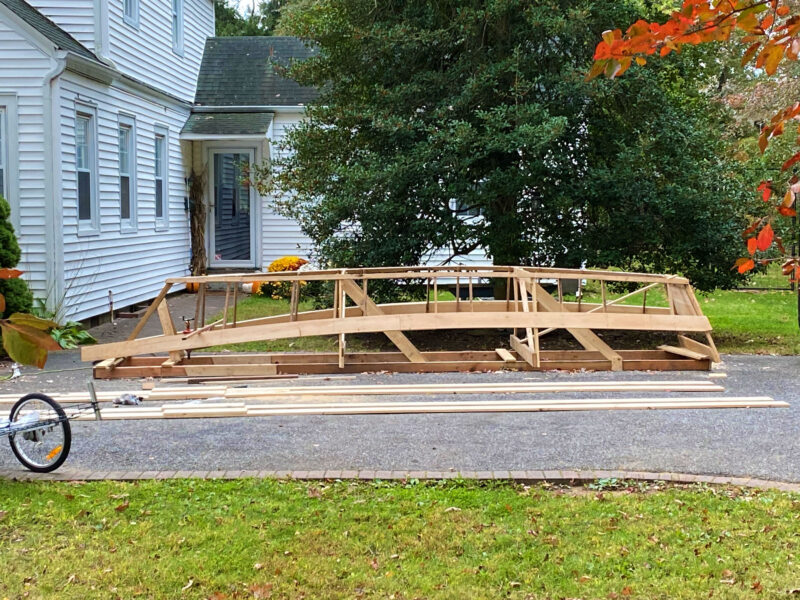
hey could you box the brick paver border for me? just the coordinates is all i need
[0,468,798,491]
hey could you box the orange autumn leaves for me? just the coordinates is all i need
[589,0,800,279]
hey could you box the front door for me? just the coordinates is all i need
[209,149,256,268]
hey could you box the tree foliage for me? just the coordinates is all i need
[261,0,754,290]
[0,195,31,318]
[214,0,288,36]
[589,0,800,280]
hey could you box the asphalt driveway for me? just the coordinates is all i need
[0,351,798,482]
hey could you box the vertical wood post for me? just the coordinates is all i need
[232,283,238,327]
[222,284,231,329]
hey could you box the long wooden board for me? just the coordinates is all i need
[13,396,782,421]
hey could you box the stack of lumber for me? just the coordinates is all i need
[0,380,726,406]
[0,379,789,420]
[12,396,785,421]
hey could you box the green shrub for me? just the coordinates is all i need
[0,195,32,318]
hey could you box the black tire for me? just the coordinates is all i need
[8,393,71,473]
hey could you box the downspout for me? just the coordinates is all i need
[43,51,67,317]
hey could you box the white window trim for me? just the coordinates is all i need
[154,126,169,231]
[123,0,139,29]
[118,114,137,233]
[172,0,184,56]
[0,95,19,231]
[76,105,99,235]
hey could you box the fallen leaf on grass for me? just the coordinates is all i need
[115,501,129,512]
[444,507,461,513]
[307,487,322,499]
[249,583,272,599]
[254,563,264,571]
[0,510,6,521]
[370,559,379,570]
[621,587,633,596]
[207,593,228,600]
[181,579,194,592]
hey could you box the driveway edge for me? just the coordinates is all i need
[1,468,798,492]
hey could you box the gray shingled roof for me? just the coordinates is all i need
[194,37,318,107]
[181,112,273,136]
[0,0,99,62]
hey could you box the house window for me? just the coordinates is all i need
[0,108,6,201]
[172,0,184,55]
[154,132,167,226]
[123,0,138,27]
[118,118,136,229]
[76,112,97,228]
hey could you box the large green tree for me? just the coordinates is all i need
[261,0,756,290]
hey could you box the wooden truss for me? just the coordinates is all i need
[82,266,720,379]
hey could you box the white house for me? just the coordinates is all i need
[0,0,487,322]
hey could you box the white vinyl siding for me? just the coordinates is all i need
[118,115,136,230]
[59,72,190,320]
[262,112,310,265]
[0,108,6,201]
[108,0,214,102]
[25,1,96,49]
[172,0,184,56]
[124,0,139,28]
[75,109,98,232]
[0,18,56,302]
[154,129,167,228]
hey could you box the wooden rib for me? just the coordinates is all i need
[128,283,173,341]
[157,299,185,364]
[222,284,231,329]
[290,281,300,322]
[232,283,238,327]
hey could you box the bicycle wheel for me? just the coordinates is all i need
[8,393,71,473]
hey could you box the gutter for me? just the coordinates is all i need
[191,105,309,113]
[43,51,68,316]
[64,53,192,108]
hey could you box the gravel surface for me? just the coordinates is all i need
[0,352,798,481]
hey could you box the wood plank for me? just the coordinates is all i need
[658,344,709,361]
[678,335,720,363]
[341,279,426,363]
[166,266,690,285]
[495,348,516,363]
[509,334,535,368]
[82,308,711,362]
[157,300,185,364]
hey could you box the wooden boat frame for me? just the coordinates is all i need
[82,266,720,378]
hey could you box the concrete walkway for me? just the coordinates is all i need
[1,350,798,482]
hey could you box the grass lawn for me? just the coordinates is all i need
[212,268,800,356]
[1,479,798,599]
